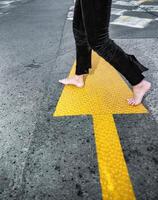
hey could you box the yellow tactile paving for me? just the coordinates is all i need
[53,51,148,116]
[52,50,149,200]
[93,114,136,200]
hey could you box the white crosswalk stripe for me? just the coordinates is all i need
[113,0,141,6]
[67,0,158,29]
[111,8,127,15]
[0,0,28,17]
[111,15,153,28]
[138,5,158,12]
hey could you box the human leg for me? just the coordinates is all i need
[58,0,92,87]
[80,0,151,104]
[80,0,148,86]
[73,0,92,75]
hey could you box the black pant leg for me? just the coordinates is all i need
[80,0,149,86]
[72,0,92,75]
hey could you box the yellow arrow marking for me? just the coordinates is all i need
[52,51,148,199]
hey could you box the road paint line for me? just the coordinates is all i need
[0,1,15,5]
[69,5,74,11]
[67,11,74,20]
[52,51,148,199]
[111,15,153,28]
[139,5,158,12]
[113,1,139,6]
[111,8,127,15]
[113,0,153,6]
[67,0,157,21]
[138,0,153,3]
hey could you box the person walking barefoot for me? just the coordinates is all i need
[59,0,151,106]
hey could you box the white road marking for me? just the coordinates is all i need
[0,1,15,4]
[139,5,158,12]
[69,5,74,11]
[67,11,74,20]
[67,5,75,20]
[0,0,26,18]
[67,0,157,30]
[111,8,127,15]
[113,0,154,7]
[0,12,8,16]
[132,7,158,12]
[113,1,140,6]
[138,0,153,3]
[111,15,153,28]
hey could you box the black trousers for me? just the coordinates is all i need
[72,0,149,86]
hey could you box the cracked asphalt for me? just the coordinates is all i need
[0,0,158,199]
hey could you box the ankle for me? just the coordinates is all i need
[75,74,84,80]
[133,79,151,89]
[133,79,145,88]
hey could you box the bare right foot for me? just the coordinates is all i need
[58,75,84,88]
[127,79,151,106]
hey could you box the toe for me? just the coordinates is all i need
[130,98,135,105]
[127,98,133,105]
[59,79,67,84]
[129,99,136,106]
[131,100,136,106]
[134,100,141,106]
[58,79,63,83]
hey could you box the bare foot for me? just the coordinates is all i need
[127,79,151,106]
[58,75,84,88]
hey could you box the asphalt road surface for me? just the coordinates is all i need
[0,0,158,199]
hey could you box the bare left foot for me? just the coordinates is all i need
[127,79,151,106]
[58,75,84,88]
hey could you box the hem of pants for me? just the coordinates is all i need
[75,68,90,75]
[129,75,145,86]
